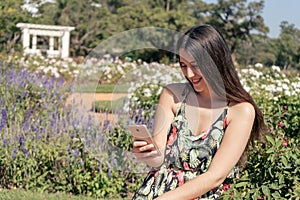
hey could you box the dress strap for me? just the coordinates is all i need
[174,84,190,117]
[181,83,190,103]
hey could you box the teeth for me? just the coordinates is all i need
[192,78,201,83]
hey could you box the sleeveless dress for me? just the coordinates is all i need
[132,87,239,200]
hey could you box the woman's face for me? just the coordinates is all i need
[179,48,209,94]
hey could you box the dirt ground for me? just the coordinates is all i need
[66,92,128,124]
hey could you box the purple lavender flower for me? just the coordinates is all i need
[80,159,84,166]
[0,108,8,131]
[22,147,27,154]
[103,119,110,129]
[12,148,16,160]
[3,137,7,148]
[21,90,27,99]
[19,134,26,147]
[99,160,103,171]
[107,167,111,178]
[22,108,33,129]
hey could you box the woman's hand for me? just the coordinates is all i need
[132,140,164,167]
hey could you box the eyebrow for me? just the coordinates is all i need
[179,59,197,65]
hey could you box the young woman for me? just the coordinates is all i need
[132,24,266,200]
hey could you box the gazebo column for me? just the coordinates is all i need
[49,37,54,51]
[32,35,37,51]
[61,31,70,58]
[49,36,54,56]
[22,28,30,53]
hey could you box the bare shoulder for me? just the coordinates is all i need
[228,102,255,122]
[164,83,187,102]
[164,83,187,92]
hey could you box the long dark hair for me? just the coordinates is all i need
[177,24,267,166]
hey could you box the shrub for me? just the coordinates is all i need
[0,60,140,199]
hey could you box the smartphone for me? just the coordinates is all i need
[128,124,161,155]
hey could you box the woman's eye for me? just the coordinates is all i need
[191,65,198,69]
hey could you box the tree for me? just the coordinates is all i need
[0,0,33,53]
[34,0,113,56]
[205,0,269,64]
[108,0,197,62]
[236,34,275,66]
[273,21,300,69]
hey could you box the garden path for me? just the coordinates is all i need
[66,92,128,125]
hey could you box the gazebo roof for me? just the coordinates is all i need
[16,23,75,31]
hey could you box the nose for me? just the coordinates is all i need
[186,66,195,78]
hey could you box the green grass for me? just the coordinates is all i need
[0,189,107,200]
[74,84,129,93]
[92,97,128,113]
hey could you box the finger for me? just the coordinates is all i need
[134,150,160,159]
[139,143,154,152]
[133,141,148,147]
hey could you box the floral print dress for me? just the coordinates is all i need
[132,88,239,200]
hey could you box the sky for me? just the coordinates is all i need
[204,0,300,38]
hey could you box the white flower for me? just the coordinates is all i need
[143,88,152,97]
[243,86,251,92]
[241,69,248,74]
[284,90,291,96]
[265,84,276,92]
[283,78,290,83]
[254,63,263,68]
[271,65,281,72]
[276,87,282,92]
[282,83,289,90]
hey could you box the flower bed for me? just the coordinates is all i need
[0,55,299,199]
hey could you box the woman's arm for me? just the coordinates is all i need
[155,102,255,200]
[133,86,177,167]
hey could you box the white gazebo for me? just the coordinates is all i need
[17,23,75,58]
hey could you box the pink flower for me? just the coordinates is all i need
[258,195,264,200]
[282,140,289,146]
[222,183,230,191]
[277,122,284,128]
[283,105,288,110]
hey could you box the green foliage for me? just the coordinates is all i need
[0,0,32,52]
[92,97,127,113]
[0,189,102,200]
[0,61,140,199]
[207,0,269,61]
[273,21,300,70]
[219,66,300,199]
[34,0,114,56]
[75,84,129,93]
[222,113,299,199]
[1,0,300,70]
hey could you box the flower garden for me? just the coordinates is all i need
[0,54,299,199]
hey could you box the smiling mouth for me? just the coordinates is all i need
[191,78,202,85]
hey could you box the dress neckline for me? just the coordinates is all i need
[183,107,227,137]
[176,84,228,137]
